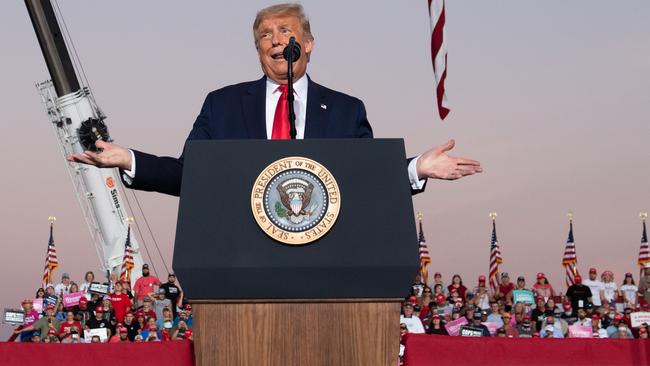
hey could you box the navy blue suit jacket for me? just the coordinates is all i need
[126,76,423,196]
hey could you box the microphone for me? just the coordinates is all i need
[283,37,301,62]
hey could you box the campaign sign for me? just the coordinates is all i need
[568,325,592,338]
[88,282,110,295]
[3,309,25,325]
[84,328,108,342]
[459,325,484,337]
[444,317,468,336]
[630,312,650,328]
[63,291,85,308]
[482,321,499,335]
[32,298,43,313]
[513,290,535,305]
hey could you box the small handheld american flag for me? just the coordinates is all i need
[562,213,579,288]
[120,226,135,287]
[418,213,431,285]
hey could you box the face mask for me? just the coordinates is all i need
[564,311,572,316]
[608,313,615,319]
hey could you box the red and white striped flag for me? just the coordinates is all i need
[418,217,431,285]
[562,219,579,288]
[428,0,450,120]
[488,218,502,292]
[638,215,648,278]
[41,222,59,288]
[120,226,135,287]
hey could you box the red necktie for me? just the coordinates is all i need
[271,84,290,139]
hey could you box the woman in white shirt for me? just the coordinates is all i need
[79,271,95,300]
[620,272,638,307]
[601,270,619,306]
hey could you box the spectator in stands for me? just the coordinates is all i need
[177,304,193,327]
[469,311,491,336]
[141,298,158,321]
[575,308,592,327]
[494,272,515,305]
[16,299,39,342]
[419,287,433,308]
[133,264,161,306]
[90,335,101,343]
[501,312,519,337]
[591,313,603,333]
[620,273,638,308]
[472,275,491,310]
[639,263,650,305]
[136,311,147,331]
[110,326,130,343]
[601,270,619,307]
[426,314,449,335]
[43,284,59,309]
[583,268,605,308]
[76,296,92,325]
[432,272,447,296]
[540,315,565,338]
[58,310,83,341]
[533,273,554,300]
[123,311,140,341]
[447,274,467,301]
[400,302,425,333]
[160,273,182,318]
[35,287,45,301]
[134,334,144,342]
[515,276,528,291]
[487,302,504,328]
[157,307,175,333]
[79,271,95,296]
[531,297,546,331]
[411,273,426,297]
[154,288,172,320]
[611,323,633,339]
[142,321,161,341]
[171,321,191,340]
[546,297,562,318]
[560,302,576,324]
[69,282,80,295]
[30,332,41,343]
[110,281,132,323]
[566,275,593,314]
[99,296,116,323]
[432,283,444,297]
[86,306,112,338]
[517,315,534,337]
[18,305,60,341]
[639,327,648,339]
[54,272,72,296]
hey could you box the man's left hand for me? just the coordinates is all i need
[416,139,482,180]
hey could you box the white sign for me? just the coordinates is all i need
[84,328,108,342]
[3,309,25,324]
[630,312,650,328]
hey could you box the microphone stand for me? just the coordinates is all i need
[286,39,297,140]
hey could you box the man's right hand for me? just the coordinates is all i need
[66,140,132,170]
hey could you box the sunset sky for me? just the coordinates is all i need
[0,1,648,338]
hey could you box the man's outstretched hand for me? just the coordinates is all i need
[66,140,132,170]
[416,139,482,180]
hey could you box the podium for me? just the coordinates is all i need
[173,139,418,365]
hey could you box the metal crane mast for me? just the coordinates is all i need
[25,0,144,280]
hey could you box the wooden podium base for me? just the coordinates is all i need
[192,299,401,366]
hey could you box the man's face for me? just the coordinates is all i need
[577,309,586,319]
[142,268,150,276]
[590,272,597,280]
[125,314,134,324]
[168,275,176,284]
[491,303,499,313]
[255,15,313,84]
[403,305,413,317]
[62,277,69,285]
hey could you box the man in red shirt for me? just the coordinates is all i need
[133,264,161,307]
[110,281,132,322]
[495,272,515,305]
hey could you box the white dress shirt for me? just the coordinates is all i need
[125,76,425,190]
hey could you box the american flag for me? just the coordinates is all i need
[41,222,59,288]
[120,226,135,287]
[488,218,502,292]
[418,217,431,285]
[562,219,579,287]
[638,215,648,278]
[428,0,450,120]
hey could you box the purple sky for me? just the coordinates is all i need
[0,1,648,338]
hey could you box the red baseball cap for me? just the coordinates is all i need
[435,293,446,304]
[118,327,128,333]
[432,314,441,319]
[184,304,192,311]
[592,313,601,320]
[563,303,572,310]
[149,325,158,331]
[614,314,624,321]
[46,304,55,311]
[537,272,545,279]
[478,275,486,282]
[95,307,104,314]
[408,296,418,305]
[434,272,442,277]
[589,268,597,274]
[79,297,87,303]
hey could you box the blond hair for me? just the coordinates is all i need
[253,3,314,47]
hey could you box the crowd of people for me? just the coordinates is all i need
[12,264,192,343]
[400,264,650,340]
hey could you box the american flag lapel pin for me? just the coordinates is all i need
[320,103,327,110]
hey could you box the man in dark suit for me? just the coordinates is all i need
[69,3,482,195]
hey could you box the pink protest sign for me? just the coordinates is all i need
[32,298,43,313]
[445,317,468,336]
[568,325,592,338]
[62,291,84,308]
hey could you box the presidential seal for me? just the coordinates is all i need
[251,157,341,245]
